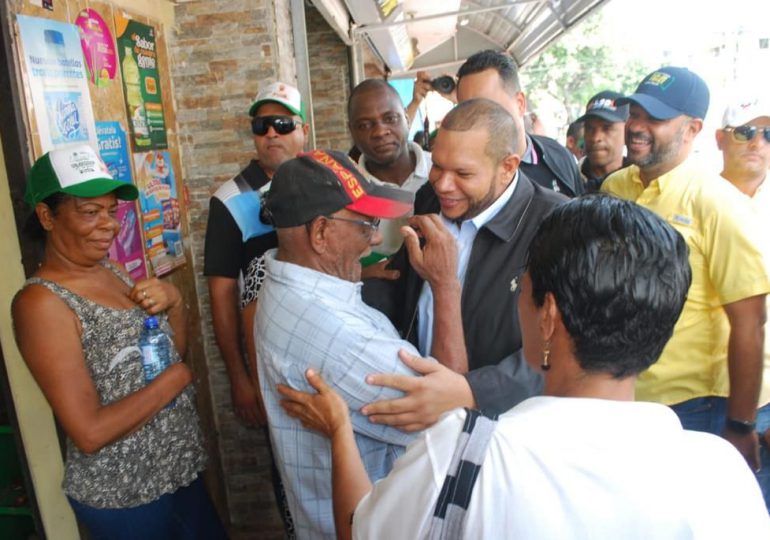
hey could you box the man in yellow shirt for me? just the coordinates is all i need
[602,67,770,470]
[716,95,770,510]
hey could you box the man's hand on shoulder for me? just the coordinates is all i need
[361,350,475,432]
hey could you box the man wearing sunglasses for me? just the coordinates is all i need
[603,68,770,472]
[717,96,770,511]
[717,97,770,198]
[204,81,308,427]
[204,82,308,537]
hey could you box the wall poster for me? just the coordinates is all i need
[75,8,117,88]
[134,151,184,276]
[17,15,98,152]
[114,15,167,150]
[96,121,148,281]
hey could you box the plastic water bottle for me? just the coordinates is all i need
[139,316,171,383]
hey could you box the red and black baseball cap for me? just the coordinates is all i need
[263,149,414,228]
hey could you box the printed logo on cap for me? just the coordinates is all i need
[49,146,111,188]
[307,150,365,200]
[589,98,618,112]
[273,84,289,99]
[645,72,675,91]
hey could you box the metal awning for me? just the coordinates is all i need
[311,0,609,78]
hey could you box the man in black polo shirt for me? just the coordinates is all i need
[455,50,583,197]
[204,81,308,425]
[576,90,630,192]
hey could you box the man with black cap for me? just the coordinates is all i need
[602,67,770,469]
[255,150,466,539]
[204,81,308,425]
[576,90,630,192]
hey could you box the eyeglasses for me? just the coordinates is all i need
[325,215,381,237]
[251,115,301,136]
[724,125,770,144]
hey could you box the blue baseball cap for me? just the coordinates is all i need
[619,67,710,120]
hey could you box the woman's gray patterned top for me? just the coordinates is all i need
[23,263,206,508]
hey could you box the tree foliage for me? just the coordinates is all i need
[520,12,651,123]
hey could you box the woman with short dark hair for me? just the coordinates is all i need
[278,195,770,539]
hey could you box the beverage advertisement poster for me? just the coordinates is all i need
[17,15,98,153]
[96,121,148,281]
[115,15,167,150]
[133,151,184,275]
[75,8,117,88]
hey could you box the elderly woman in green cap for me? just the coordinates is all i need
[12,144,224,540]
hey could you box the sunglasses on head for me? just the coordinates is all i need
[725,125,770,144]
[251,115,301,136]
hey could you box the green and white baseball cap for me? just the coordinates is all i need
[25,144,138,205]
[248,81,306,120]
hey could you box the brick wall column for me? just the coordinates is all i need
[306,5,351,151]
[168,2,356,536]
[168,1,294,537]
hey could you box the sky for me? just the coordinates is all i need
[399,0,770,165]
[601,0,770,51]
[552,0,770,164]
[598,0,770,112]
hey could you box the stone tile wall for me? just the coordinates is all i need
[168,1,295,537]
[168,2,355,538]
[306,6,351,152]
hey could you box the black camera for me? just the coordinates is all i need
[431,75,456,94]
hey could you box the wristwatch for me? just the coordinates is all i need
[725,417,756,434]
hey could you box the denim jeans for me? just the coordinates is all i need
[669,395,727,436]
[756,402,770,513]
[68,475,226,540]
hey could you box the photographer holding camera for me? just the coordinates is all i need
[406,52,584,198]
[405,71,457,129]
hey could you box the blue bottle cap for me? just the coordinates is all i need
[144,316,159,329]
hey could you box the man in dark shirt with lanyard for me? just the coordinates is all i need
[204,82,308,425]
[455,50,583,197]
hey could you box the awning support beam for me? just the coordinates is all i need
[350,0,541,38]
